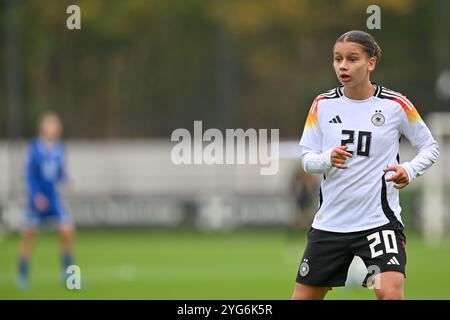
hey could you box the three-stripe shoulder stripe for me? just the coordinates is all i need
[318,92,338,98]
[379,87,415,111]
[381,87,403,96]
[317,87,341,99]
[309,87,341,114]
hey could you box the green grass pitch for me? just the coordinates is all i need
[1,229,450,299]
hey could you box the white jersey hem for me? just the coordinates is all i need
[311,218,402,233]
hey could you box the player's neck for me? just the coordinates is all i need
[343,82,376,101]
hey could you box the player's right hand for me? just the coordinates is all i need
[34,193,49,213]
[331,146,353,169]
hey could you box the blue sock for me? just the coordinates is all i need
[62,251,74,273]
[18,256,29,277]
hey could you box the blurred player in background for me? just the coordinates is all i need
[292,168,318,230]
[286,167,318,244]
[17,112,75,288]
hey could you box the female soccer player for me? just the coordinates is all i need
[17,112,75,288]
[292,31,439,300]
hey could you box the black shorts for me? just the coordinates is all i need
[296,221,407,287]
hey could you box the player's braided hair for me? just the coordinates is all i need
[335,30,382,60]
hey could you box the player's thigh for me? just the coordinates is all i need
[291,282,330,300]
[373,271,404,300]
[58,225,74,238]
[24,209,42,231]
[19,227,39,254]
[53,209,75,232]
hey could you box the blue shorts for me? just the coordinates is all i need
[25,207,73,230]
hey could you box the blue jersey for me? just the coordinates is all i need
[25,138,67,214]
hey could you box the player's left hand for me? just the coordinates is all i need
[384,166,409,190]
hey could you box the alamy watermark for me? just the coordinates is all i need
[66,5,81,30]
[65,265,81,290]
[366,5,381,30]
[366,265,381,289]
[171,121,279,175]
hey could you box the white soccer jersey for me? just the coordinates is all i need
[299,84,439,233]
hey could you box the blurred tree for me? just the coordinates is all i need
[0,0,445,139]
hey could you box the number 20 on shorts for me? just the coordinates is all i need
[367,230,398,258]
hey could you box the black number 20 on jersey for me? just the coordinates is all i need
[341,130,372,156]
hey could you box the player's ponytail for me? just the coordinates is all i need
[335,30,382,61]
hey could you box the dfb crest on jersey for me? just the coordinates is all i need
[299,259,309,277]
[371,110,385,127]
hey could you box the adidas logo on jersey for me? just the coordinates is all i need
[329,115,342,124]
[387,256,400,265]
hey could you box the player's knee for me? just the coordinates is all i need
[291,288,305,300]
[291,290,310,300]
[291,283,329,300]
[23,230,37,240]
[59,226,74,237]
[377,288,404,300]
[60,231,74,246]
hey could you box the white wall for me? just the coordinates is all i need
[0,139,448,200]
[0,140,304,198]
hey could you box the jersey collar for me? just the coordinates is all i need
[337,82,381,98]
